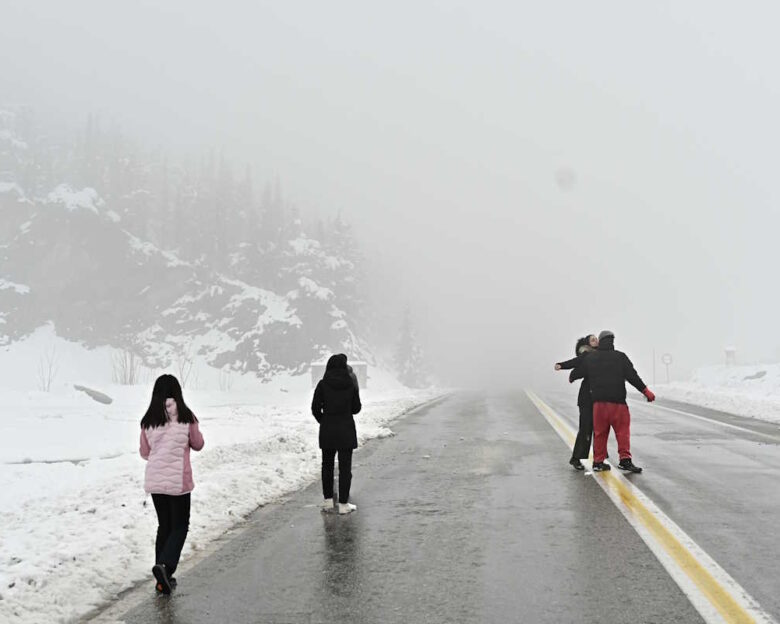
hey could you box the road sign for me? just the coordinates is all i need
[661,353,673,382]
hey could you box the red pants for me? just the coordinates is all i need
[592,402,632,463]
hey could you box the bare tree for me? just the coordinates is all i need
[189,366,202,391]
[218,366,234,392]
[176,349,194,388]
[37,344,58,392]
[112,349,141,385]
[142,365,160,384]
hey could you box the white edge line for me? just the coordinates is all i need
[527,389,777,624]
[628,399,780,441]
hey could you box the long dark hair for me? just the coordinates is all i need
[575,336,590,356]
[141,374,197,429]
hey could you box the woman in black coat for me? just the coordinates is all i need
[555,334,598,470]
[311,354,362,514]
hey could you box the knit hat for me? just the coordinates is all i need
[598,330,614,341]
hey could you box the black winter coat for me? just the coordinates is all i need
[311,369,362,450]
[557,354,592,408]
[572,338,646,404]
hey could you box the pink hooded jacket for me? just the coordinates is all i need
[140,419,205,495]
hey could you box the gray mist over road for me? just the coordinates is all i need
[3,1,779,385]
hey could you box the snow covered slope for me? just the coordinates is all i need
[660,364,780,424]
[0,108,373,380]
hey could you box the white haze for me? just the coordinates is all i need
[3,1,780,387]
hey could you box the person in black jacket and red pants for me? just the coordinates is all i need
[572,330,655,473]
[312,353,362,514]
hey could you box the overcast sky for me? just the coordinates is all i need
[3,1,779,386]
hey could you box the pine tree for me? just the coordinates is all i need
[261,177,284,246]
[324,213,365,322]
[394,306,429,388]
[239,164,257,243]
[212,153,233,269]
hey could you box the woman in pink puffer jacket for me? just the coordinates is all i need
[139,374,204,594]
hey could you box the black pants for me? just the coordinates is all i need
[151,493,190,575]
[322,449,353,504]
[571,404,594,461]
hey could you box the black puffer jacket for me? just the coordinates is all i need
[557,353,592,408]
[574,335,646,404]
[311,355,362,450]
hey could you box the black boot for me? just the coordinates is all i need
[592,462,611,472]
[618,459,642,473]
[155,576,177,593]
[569,457,585,471]
[152,564,173,595]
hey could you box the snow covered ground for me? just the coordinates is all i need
[660,364,780,425]
[0,330,444,623]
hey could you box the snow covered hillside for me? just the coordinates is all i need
[660,364,780,424]
[0,108,435,623]
[0,108,372,379]
[0,333,443,623]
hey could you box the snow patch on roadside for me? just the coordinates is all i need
[660,364,780,424]
[0,378,444,623]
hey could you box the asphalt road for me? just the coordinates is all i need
[108,391,708,624]
[542,391,780,622]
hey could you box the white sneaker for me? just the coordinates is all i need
[338,502,357,515]
[321,498,334,512]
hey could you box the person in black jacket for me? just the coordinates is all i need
[311,354,362,514]
[555,334,599,470]
[572,330,655,473]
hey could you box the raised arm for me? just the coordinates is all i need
[555,355,581,371]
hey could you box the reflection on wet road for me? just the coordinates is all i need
[112,392,707,624]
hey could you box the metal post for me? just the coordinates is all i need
[661,353,673,384]
[653,348,656,386]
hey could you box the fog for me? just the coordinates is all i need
[3,1,780,387]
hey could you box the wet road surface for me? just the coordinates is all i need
[109,391,706,624]
[544,391,780,622]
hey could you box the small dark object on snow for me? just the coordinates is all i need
[743,370,767,381]
[592,462,611,472]
[73,385,113,405]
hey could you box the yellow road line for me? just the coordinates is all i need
[526,389,776,624]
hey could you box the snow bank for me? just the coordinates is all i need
[0,330,444,623]
[660,364,780,424]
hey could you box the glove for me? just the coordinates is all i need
[643,388,656,402]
